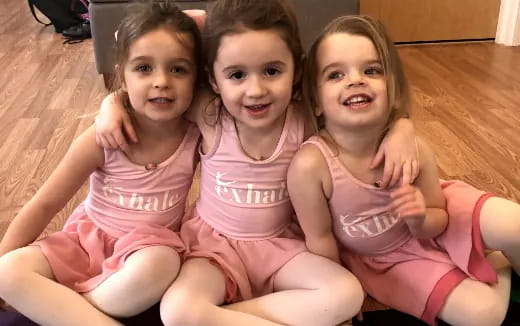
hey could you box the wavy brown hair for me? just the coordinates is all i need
[112,0,203,110]
[201,0,312,124]
[304,15,410,130]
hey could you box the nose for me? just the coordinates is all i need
[346,71,366,88]
[245,75,267,98]
[153,69,170,89]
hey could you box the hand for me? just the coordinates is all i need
[371,120,419,188]
[390,184,426,224]
[94,93,137,151]
[183,9,206,30]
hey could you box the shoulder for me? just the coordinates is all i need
[70,126,105,167]
[288,139,333,198]
[289,141,329,179]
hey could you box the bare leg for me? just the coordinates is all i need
[160,258,282,326]
[438,251,511,326]
[480,197,520,275]
[0,246,121,326]
[225,252,364,326]
[83,245,181,317]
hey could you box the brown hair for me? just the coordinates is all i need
[112,0,203,107]
[203,0,303,81]
[201,0,308,124]
[304,15,410,130]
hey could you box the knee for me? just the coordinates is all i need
[132,246,181,289]
[319,272,365,322]
[0,250,34,294]
[497,218,520,252]
[160,291,211,326]
[459,298,507,326]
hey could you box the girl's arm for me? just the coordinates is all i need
[0,126,104,256]
[287,144,341,263]
[96,93,137,151]
[390,138,447,239]
[371,118,418,188]
[96,87,217,152]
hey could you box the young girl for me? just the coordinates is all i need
[96,1,419,325]
[288,15,520,326]
[0,2,202,325]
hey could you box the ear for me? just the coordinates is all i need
[208,73,219,94]
[314,105,323,117]
[115,64,127,91]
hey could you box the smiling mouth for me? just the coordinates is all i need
[245,104,270,111]
[343,94,373,109]
[149,97,174,104]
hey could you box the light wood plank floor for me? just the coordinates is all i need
[0,0,519,240]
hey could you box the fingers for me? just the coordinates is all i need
[411,159,420,183]
[104,134,119,150]
[183,9,206,30]
[390,185,425,218]
[95,124,126,150]
[370,149,384,169]
[387,165,401,189]
[390,187,415,210]
[401,161,413,186]
[113,130,129,152]
[379,162,394,189]
[122,116,138,144]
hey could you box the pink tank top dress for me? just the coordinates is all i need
[32,124,200,293]
[304,136,497,326]
[180,105,307,302]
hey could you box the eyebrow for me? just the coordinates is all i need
[128,56,193,65]
[221,60,287,73]
[321,59,382,74]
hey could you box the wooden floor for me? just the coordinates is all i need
[0,0,519,240]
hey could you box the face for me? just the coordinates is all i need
[211,29,295,131]
[316,33,388,131]
[122,28,196,122]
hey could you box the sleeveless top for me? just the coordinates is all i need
[84,124,200,238]
[304,136,412,255]
[196,106,304,239]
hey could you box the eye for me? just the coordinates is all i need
[265,67,280,77]
[327,71,344,80]
[229,71,246,80]
[135,64,152,73]
[171,65,188,74]
[365,66,383,76]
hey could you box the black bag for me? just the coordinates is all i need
[28,0,89,33]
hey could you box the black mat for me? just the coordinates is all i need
[1,301,519,325]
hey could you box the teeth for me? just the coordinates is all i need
[247,104,267,110]
[151,98,172,104]
[346,96,370,105]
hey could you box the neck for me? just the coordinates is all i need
[322,122,386,158]
[132,113,185,144]
[233,110,287,160]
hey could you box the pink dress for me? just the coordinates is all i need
[180,106,307,302]
[304,136,497,326]
[32,124,200,293]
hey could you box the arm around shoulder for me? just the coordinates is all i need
[287,144,341,263]
[405,138,448,239]
[0,127,104,256]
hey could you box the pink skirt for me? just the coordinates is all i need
[32,203,185,293]
[341,180,498,326]
[180,208,307,302]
